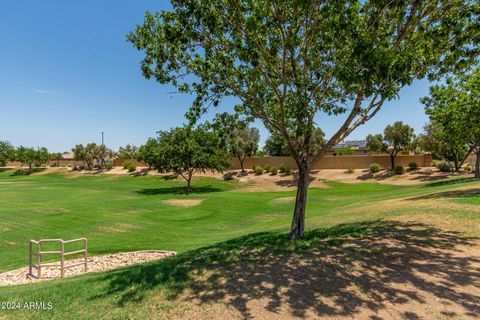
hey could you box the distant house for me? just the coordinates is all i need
[328,140,369,156]
[62,151,74,160]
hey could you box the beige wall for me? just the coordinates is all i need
[231,154,432,170]
[5,154,432,170]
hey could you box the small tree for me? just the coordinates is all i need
[138,138,160,169]
[94,144,114,169]
[72,144,87,167]
[84,143,98,169]
[414,122,468,172]
[118,144,139,160]
[152,125,228,192]
[367,122,415,170]
[15,146,49,172]
[230,126,260,172]
[0,141,14,167]
[50,152,63,167]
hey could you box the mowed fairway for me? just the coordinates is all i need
[0,169,479,319]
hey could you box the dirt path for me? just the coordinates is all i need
[0,250,175,286]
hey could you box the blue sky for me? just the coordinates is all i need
[0,1,431,152]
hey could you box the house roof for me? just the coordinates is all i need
[334,140,368,149]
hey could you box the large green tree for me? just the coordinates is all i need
[422,69,480,177]
[367,121,415,169]
[0,141,14,167]
[129,0,479,239]
[151,126,229,191]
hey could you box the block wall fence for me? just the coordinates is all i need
[6,154,432,170]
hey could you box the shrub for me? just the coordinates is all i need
[424,168,433,175]
[464,163,472,172]
[264,164,272,172]
[284,167,291,175]
[104,163,113,170]
[72,166,79,171]
[127,163,137,172]
[279,164,287,173]
[394,165,405,175]
[436,161,451,172]
[123,162,132,170]
[255,166,264,175]
[408,162,418,170]
[79,165,85,171]
[369,163,380,173]
[346,165,355,174]
[252,164,258,171]
[270,166,278,175]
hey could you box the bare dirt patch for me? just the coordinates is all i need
[163,222,480,320]
[0,250,176,286]
[270,197,296,204]
[162,199,204,207]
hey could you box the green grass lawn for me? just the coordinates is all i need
[0,169,479,319]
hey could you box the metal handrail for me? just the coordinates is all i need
[29,238,88,279]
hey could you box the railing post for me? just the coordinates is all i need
[84,238,88,272]
[29,241,32,276]
[38,241,42,278]
[60,241,65,278]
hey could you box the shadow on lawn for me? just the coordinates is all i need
[409,188,480,200]
[136,185,223,195]
[92,220,480,319]
[9,168,46,176]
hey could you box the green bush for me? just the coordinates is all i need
[408,162,418,170]
[346,165,355,174]
[252,164,258,171]
[369,163,380,173]
[105,163,113,170]
[424,168,433,175]
[464,163,472,172]
[255,166,264,175]
[279,164,291,175]
[436,161,451,172]
[123,162,132,170]
[394,165,405,175]
[270,166,278,175]
[264,164,272,172]
[127,163,137,172]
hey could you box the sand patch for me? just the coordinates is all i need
[96,223,137,234]
[271,197,296,204]
[163,199,204,207]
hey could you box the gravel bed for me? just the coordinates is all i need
[0,250,176,286]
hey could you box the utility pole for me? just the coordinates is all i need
[101,132,104,146]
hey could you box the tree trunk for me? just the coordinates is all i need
[186,171,193,193]
[475,151,480,179]
[390,154,395,170]
[290,163,310,240]
[454,155,460,172]
[238,155,245,173]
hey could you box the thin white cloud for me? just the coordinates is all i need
[33,89,63,95]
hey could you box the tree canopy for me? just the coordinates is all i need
[0,141,14,167]
[118,144,139,160]
[149,125,229,191]
[129,0,480,238]
[15,146,49,171]
[421,68,480,177]
[367,121,415,169]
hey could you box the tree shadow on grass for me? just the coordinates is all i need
[408,188,480,200]
[423,177,478,188]
[9,168,46,176]
[91,220,480,319]
[136,185,223,195]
